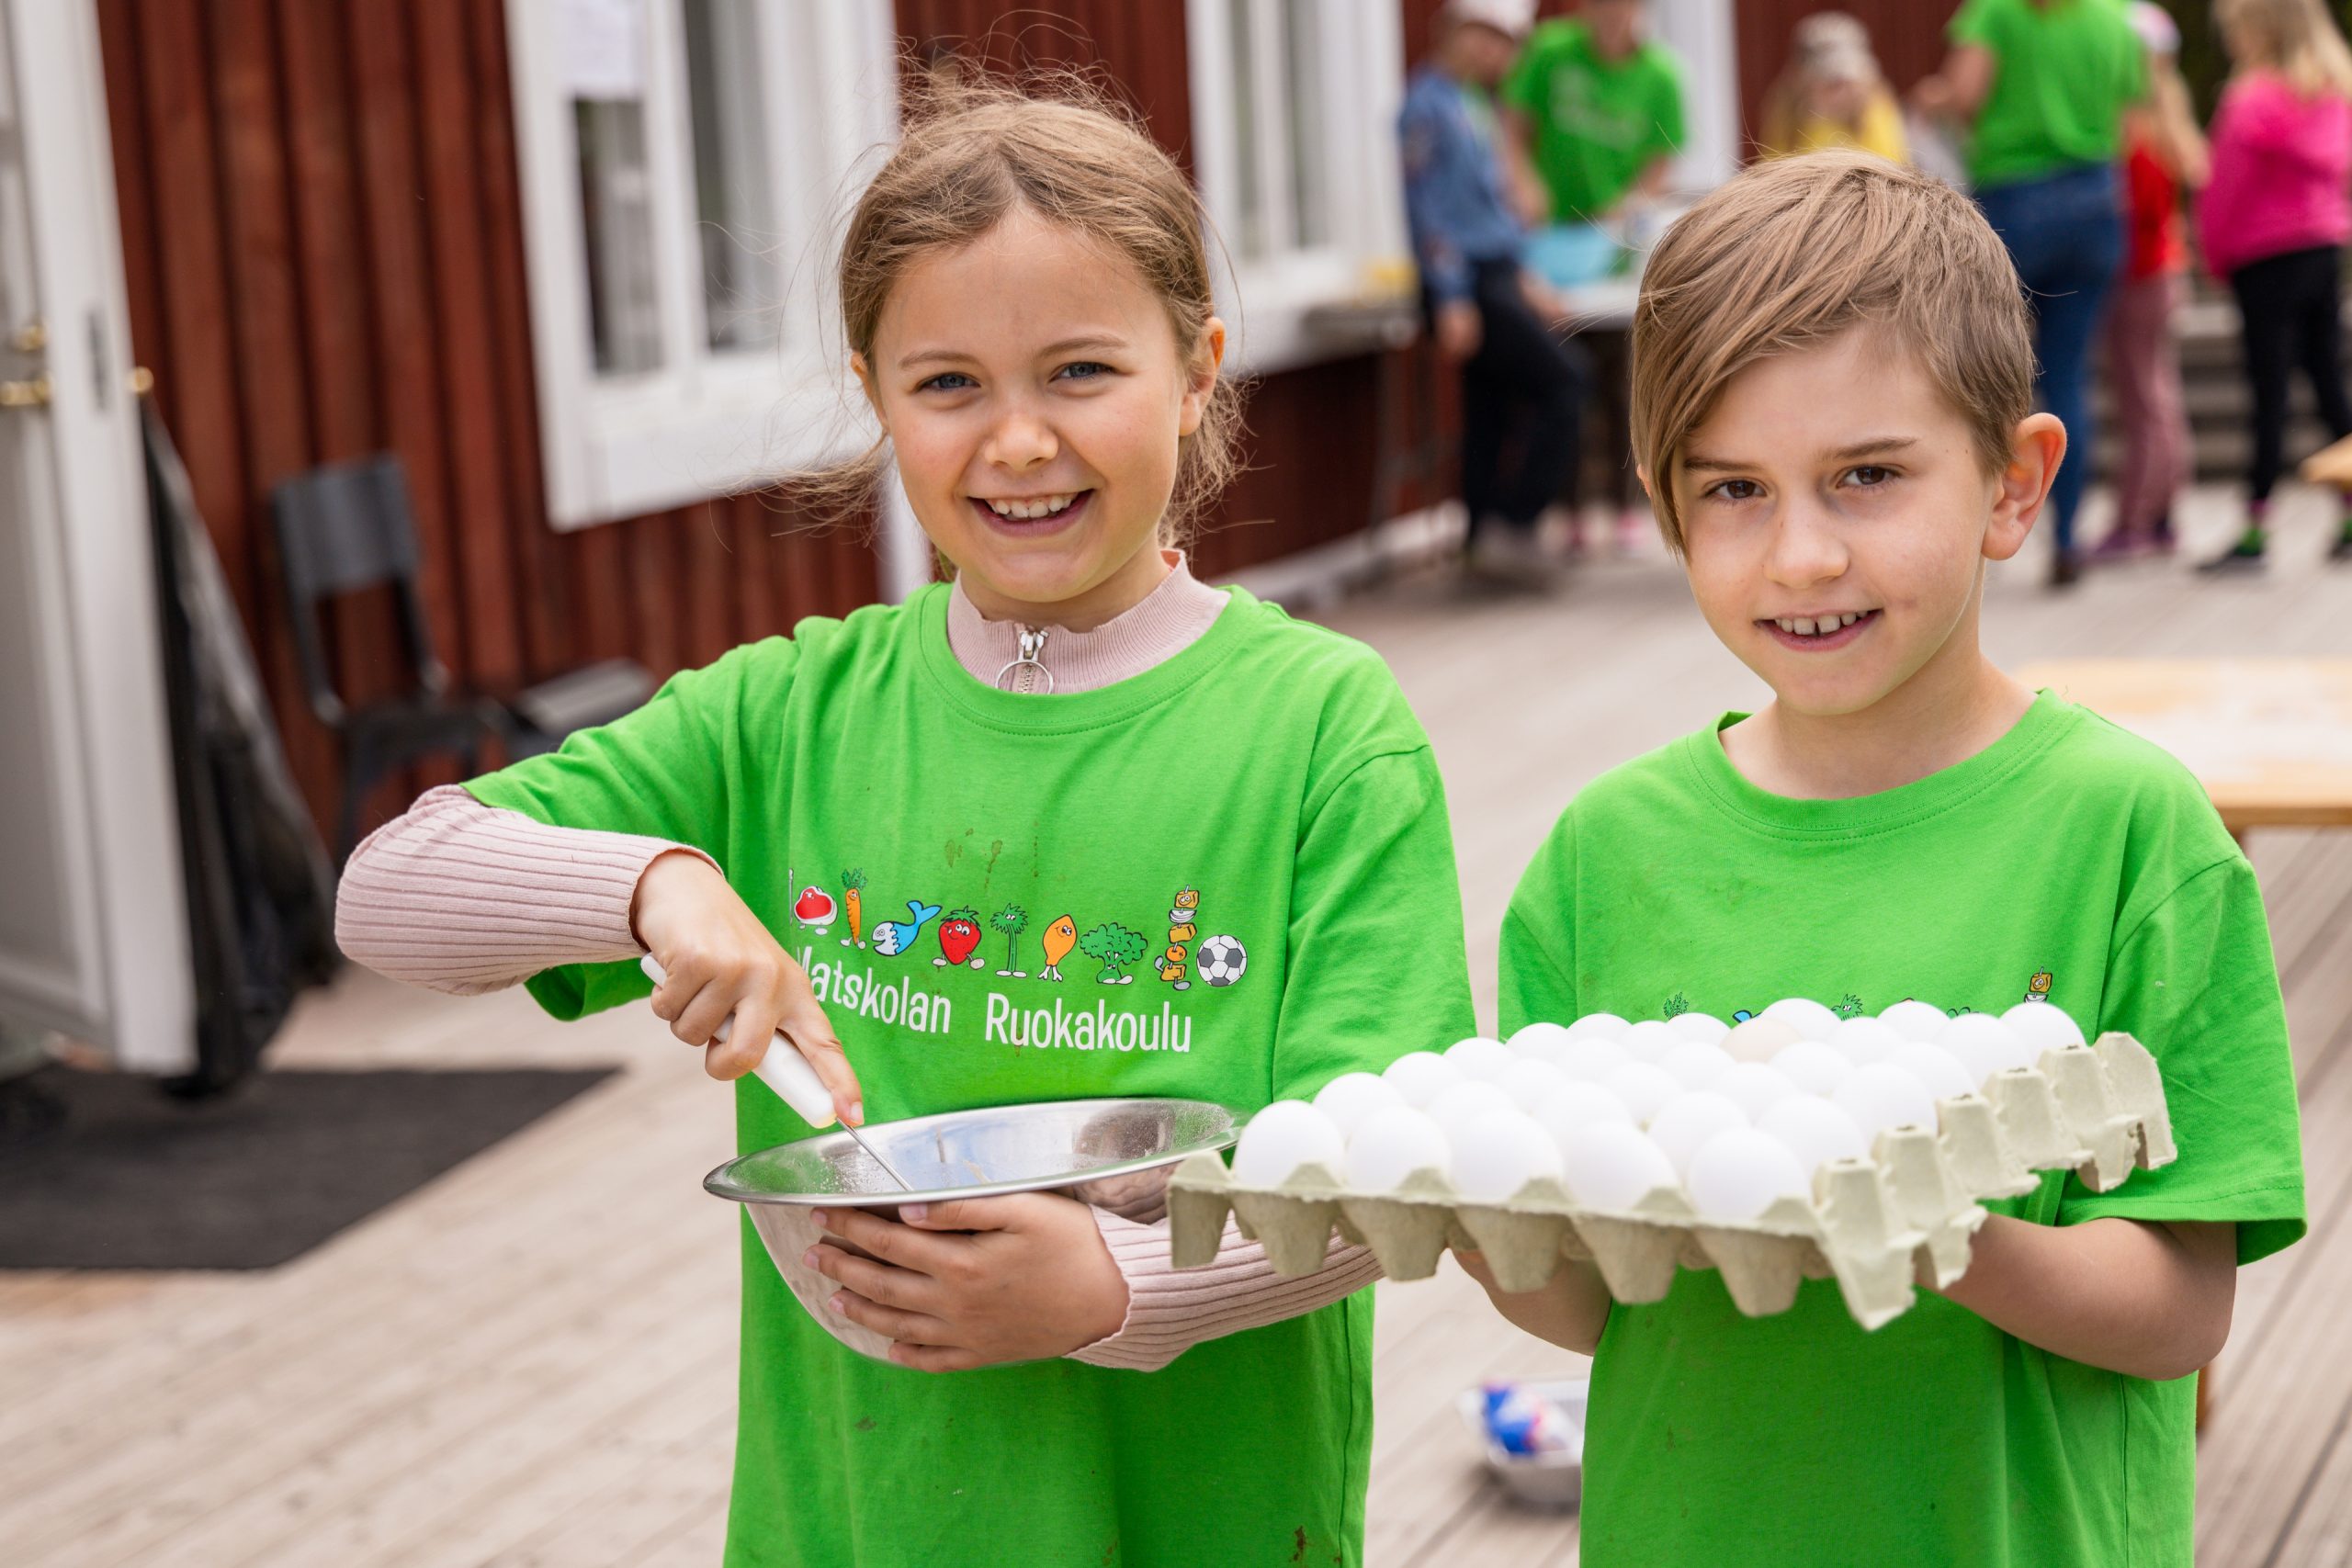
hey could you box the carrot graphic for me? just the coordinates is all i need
[843,869,867,948]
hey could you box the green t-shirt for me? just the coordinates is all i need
[1503,19,1684,221]
[1498,694,2304,1568]
[468,583,1474,1568]
[1951,0,2147,187]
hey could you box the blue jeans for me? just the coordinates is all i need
[1975,165,2125,552]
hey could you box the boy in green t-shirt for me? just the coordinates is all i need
[1469,152,2305,1566]
[1502,0,1684,222]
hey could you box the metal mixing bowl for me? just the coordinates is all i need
[706,1097,1244,1361]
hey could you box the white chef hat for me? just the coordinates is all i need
[1442,0,1539,39]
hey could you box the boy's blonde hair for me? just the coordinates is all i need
[808,73,1245,540]
[1630,151,2033,552]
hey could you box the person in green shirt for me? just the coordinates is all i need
[1501,0,1685,223]
[342,83,1473,1567]
[1465,152,2304,1567]
[1915,0,2149,587]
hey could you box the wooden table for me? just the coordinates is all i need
[2018,658,2352,1429]
[2017,659,2352,837]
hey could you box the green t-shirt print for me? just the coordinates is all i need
[1951,0,2147,187]
[1504,19,1685,221]
[466,583,1475,1568]
[1499,693,2304,1568]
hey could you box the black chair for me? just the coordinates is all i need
[269,455,653,861]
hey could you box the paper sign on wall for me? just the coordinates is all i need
[559,0,646,100]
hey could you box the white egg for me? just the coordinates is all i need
[1383,1051,1465,1108]
[1878,998,1951,1041]
[1756,1093,1871,1174]
[1659,1041,1736,1090]
[1831,1064,1940,1139]
[2001,1001,2086,1056]
[1559,1122,1681,1211]
[1888,1042,1974,1101]
[1532,1081,1634,1152]
[1761,997,1844,1040]
[1712,1062,1799,1121]
[1507,1021,1577,1061]
[1426,1080,1520,1149]
[1231,1100,1346,1188]
[1826,1016,1904,1065]
[1556,1037,1633,1081]
[1603,1061,1683,1126]
[1499,1057,1573,1111]
[1686,1128,1814,1221]
[1310,1072,1405,1139]
[1768,1041,1856,1097]
[1722,1015,1803,1064]
[1564,1012,1632,1042]
[1646,1090,1752,1177]
[1449,1110,1566,1204]
[1620,1019,1682,1060]
[1342,1106,1453,1192]
[1938,1012,2037,1082]
[1443,1036,1518,1083]
[1667,1011,1732,1043]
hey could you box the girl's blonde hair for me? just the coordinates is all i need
[2219,0,2352,98]
[803,72,1245,542]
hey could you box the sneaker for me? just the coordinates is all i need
[2088,528,2149,563]
[1467,527,1561,589]
[2198,529,2268,573]
[2048,547,2084,589]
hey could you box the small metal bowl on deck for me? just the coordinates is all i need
[707,1097,1244,1361]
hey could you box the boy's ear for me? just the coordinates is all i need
[851,351,888,433]
[1634,463,1655,502]
[1178,317,1227,437]
[1985,412,2065,562]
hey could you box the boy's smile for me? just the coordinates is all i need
[1664,327,2061,795]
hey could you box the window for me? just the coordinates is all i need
[1186,0,1409,374]
[507,0,898,527]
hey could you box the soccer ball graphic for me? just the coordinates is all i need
[1196,934,1248,987]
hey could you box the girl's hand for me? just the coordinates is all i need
[1454,1247,1612,1355]
[631,849,865,1123]
[804,1195,1131,1371]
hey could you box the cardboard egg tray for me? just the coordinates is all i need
[1168,1032,2176,1331]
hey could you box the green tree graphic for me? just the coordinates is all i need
[1079,922,1147,984]
[991,904,1028,976]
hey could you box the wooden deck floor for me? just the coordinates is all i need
[6,485,2349,1567]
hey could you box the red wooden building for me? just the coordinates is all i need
[87,0,1958,847]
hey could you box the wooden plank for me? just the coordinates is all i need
[93,0,164,386]
[411,0,523,693]
[628,513,685,678]
[729,494,778,643]
[683,499,737,670]
[135,0,253,624]
[348,0,462,675]
[466,0,571,680]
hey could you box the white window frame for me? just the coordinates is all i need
[1185,0,1409,376]
[1648,0,1739,193]
[506,0,899,529]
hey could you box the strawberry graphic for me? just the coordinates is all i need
[792,885,837,930]
[935,907,984,968]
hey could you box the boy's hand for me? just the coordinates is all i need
[805,1195,1131,1371]
[631,849,864,1122]
[1436,299,1483,361]
[1455,1247,1613,1354]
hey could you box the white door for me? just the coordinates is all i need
[0,0,193,1072]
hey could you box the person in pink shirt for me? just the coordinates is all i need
[2196,0,2352,569]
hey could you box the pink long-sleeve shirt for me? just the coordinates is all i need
[335,556,1384,1371]
[2197,70,2352,279]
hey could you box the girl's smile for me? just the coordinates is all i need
[854,205,1223,633]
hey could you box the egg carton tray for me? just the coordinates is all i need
[1169,1032,2174,1331]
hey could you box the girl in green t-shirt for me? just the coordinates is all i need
[338,76,1473,1568]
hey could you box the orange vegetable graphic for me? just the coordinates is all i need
[1039,914,1078,982]
[842,869,867,948]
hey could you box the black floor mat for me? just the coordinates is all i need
[0,1063,614,1270]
